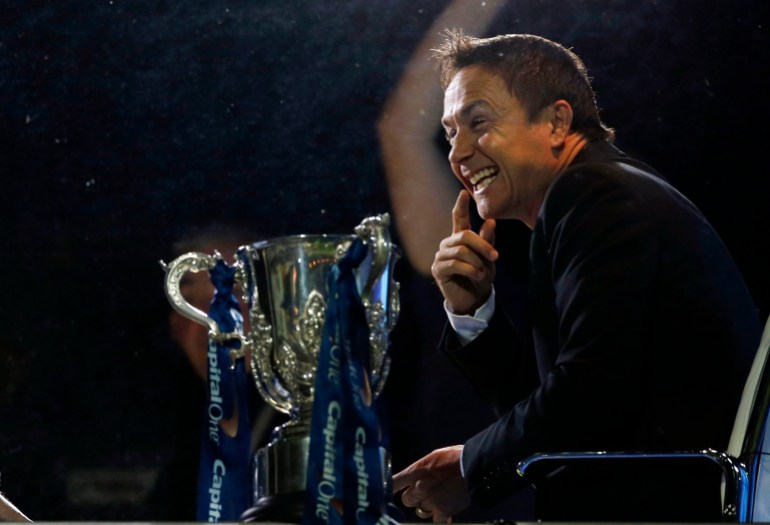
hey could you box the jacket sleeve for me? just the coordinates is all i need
[441,304,537,417]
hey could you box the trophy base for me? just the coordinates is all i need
[239,492,407,524]
[239,491,305,523]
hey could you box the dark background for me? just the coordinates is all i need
[1,0,769,520]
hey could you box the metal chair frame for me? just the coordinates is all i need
[516,316,770,521]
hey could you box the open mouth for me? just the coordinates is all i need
[469,166,498,192]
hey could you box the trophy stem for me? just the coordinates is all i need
[242,400,314,523]
[244,434,310,523]
[274,401,313,440]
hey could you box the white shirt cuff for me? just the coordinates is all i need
[445,288,496,345]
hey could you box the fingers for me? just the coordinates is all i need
[394,455,445,519]
[433,247,483,280]
[394,448,468,525]
[452,190,472,234]
[400,477,443,507]
[400,486,424,508]
[406,494,452,523]
[435,230,498,271]
[393,453,442,494]
[448,190,497,262]
[392,467,418,494]
[479,218,496,246]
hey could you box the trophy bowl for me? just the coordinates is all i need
[163,214,400,522]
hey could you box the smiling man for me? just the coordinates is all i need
[392,31,761,522]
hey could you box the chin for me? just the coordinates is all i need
[475,202,500,221]
[475,194,511,221]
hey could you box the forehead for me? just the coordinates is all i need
[442,65,513,122]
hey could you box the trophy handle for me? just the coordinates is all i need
[161,252,223,337]
[354,213,391,300]
[354,213,400,396]
[162,251,250,368]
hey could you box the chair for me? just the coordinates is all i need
[516,315,770,521]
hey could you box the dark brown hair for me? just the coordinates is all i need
[433,30,615,142]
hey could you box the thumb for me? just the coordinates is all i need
[479,219,498,261]
[479,219,496,245]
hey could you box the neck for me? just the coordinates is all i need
[522,133,590,229]
[556,132,590,174]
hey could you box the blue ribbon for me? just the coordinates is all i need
[304,239,392,525]
[195,260,253,521]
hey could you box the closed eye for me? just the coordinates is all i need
[471,116,487,128]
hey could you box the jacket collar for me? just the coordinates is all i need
[572,140,626,166]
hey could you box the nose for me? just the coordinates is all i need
[448,129,473,165]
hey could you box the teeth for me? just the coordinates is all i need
[469,166,498,192]
[475,177,494,192]
[469,167,497,185]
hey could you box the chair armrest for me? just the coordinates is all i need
[516,448,748,521]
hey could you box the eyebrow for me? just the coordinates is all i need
[441,99,493,128]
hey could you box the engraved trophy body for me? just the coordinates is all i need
[163,214,400,522]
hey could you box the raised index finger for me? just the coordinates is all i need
[452,190,472,234]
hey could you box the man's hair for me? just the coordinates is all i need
[433,30,615,142]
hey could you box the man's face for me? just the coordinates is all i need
[442,65,557,222]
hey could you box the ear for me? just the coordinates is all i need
[548,100,574,147]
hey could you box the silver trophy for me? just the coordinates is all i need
[162,214,400,521]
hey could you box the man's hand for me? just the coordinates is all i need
[392,445,470,523]
[432,190,498,315]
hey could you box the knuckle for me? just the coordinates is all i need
[455,230,475,245]
[431,260,447,278]
[401,490,419,506]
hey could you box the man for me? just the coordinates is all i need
[392,31,760,522]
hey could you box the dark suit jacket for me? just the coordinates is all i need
[443,141,760,520]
